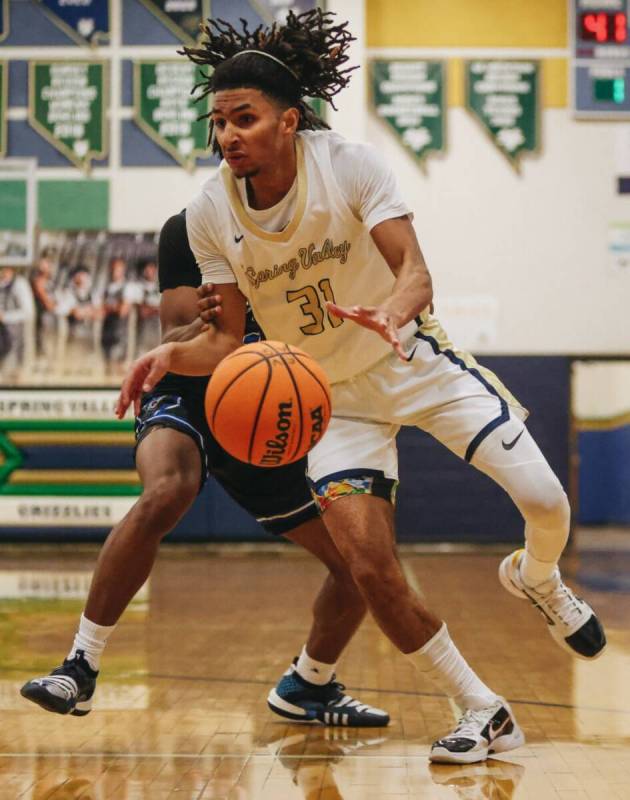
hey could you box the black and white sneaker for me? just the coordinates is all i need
[268,660,390,727]
[430,698,525,764]
[20,650,97,716]
[499,549,606,660]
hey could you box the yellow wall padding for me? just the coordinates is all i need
[367,0,568,48]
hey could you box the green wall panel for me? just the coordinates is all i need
[0,180,27,231]
[38,180,109,230]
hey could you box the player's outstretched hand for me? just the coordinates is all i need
[197,283,223,326]
[116,344,174,419]
[326,302,407,362]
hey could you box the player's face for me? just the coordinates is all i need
[212,89,295,179]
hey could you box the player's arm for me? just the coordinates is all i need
[326,216,432,360]
[159,285,222,343]
[372,214,433,322]
[116,284,245,418]
[325,142,433,360]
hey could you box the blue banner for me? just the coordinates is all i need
[137,0,209,44]
[36,0,110,46]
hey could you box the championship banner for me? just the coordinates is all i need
[0,0,9,43]
[371,59,445,165]
[35,0,110,47]
[465,60,539,168]
[136,0,210,44]
[249,0,320,23]
[0,62,6,158]
[134,60,211,169]
[28,61,108,172]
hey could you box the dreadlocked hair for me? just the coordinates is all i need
[181,9,357,153]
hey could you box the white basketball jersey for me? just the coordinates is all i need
[198,131,417,384]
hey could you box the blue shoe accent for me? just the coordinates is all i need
[267,661,390,728]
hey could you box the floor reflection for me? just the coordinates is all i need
[0,544,628,798]
[429,759,525,800]
[264,729,389,800]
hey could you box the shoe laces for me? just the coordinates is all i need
[530,575,584,627]
[450,703,501,741]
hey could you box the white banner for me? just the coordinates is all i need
[0,390,131,420]
[0,496,136,527]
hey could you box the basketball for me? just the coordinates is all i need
[204,341,332,467]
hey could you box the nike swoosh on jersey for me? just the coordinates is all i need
[502,429,524,450]
[234,234,244,243]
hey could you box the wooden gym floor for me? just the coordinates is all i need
[0,534,629,799]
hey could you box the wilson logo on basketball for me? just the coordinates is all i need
[261,401,294,466]
[205,341,331,467]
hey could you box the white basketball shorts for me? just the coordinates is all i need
[307,315,527,508]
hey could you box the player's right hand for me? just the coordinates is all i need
[116,344,174,419]
[197,283,223,326]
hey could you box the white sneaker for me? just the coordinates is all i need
[499,549,606,660]
[430,698,525,764]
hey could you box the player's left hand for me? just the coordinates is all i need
[326,302,407,362]
[197,283,223,327]
[115,343,174,419]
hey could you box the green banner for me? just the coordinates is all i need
[134,60,211,169]
[28,61,108,172]
[0,62,6,158]
[465,60,539,166]
[371,59,445,164]
[137,0,210,44]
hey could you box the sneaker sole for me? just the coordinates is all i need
[267,689,390,728]
[20,685,93,716]
[21,684,73,715]
[430,720,526,764]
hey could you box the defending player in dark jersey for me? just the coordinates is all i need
[20,210,389,729]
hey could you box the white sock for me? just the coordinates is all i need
[521,548,557,587]
[67,614,116,672]
[406,623,498,711]
[295,645,335,686]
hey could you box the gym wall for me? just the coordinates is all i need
[0,0,627,542]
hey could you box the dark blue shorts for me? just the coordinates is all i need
[135,392,319,536]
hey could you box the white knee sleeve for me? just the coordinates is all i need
[471,416,570,560]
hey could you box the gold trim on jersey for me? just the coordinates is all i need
[420,315,528,416]
[220,137,308,243]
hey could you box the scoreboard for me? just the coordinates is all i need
[572,0,630,117]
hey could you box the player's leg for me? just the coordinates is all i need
[308,416,524,763]
[20,396,204,716]
[271,517,389,726]
[468,414,605,659]
[209,446,388,726]
[285,518,367,666]
[403,321,605,659]
[83,426,201,626]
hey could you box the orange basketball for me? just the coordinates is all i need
[205,341,332,467]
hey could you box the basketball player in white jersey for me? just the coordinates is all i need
[117,10,605,763]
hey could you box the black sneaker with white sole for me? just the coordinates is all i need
[268,660,390,727]
[430,698,525,765]
[20,650,97,716]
